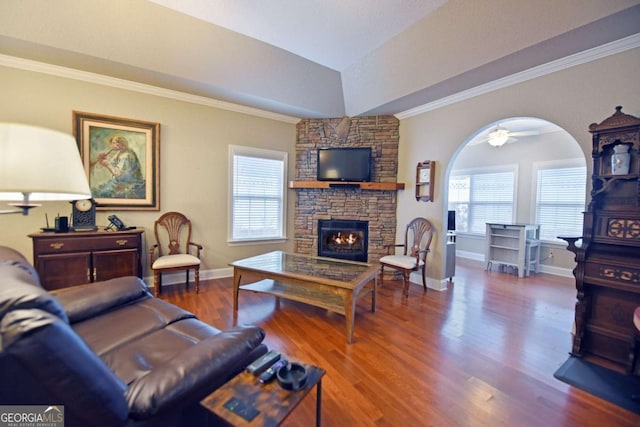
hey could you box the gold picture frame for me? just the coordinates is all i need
[73,111,160,211]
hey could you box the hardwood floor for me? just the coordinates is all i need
[161,258,640,426]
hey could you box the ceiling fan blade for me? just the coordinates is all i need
[509,130,540,137]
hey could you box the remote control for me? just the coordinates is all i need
[259,358,288,384]
[246,350,281,375]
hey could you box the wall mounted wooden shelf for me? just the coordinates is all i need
[288,181,405,191]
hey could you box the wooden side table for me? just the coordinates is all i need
[201,362,325,426]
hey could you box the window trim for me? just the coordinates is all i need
[228,144,288,244]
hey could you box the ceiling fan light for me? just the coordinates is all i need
[488,128,510,147]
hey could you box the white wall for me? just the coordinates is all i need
[398,47,640,281]
[0,64,296,279]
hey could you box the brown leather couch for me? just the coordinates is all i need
[0,246,267,427]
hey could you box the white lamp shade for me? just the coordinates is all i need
[0,123,91,201]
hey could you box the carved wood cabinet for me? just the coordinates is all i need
[29,229,144,291]
[563,106,640,370]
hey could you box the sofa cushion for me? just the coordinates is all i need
[0,261,68,323]
[0,246,40,284]
[71,297,197,357]
[101,318,223,385]
[1,309,128,427]
[52,276,151,323]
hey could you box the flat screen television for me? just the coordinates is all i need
[317,147,372,182]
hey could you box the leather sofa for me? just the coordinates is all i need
[0,246,267,427]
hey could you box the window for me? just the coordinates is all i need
[449,167,516,234]
[534,160,586,242]
[229,145,287,242]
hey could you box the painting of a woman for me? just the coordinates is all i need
[91,133,146,199]
[74,110,159,210]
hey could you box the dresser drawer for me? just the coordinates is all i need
[583,250,640,290]
[33,232,140,254]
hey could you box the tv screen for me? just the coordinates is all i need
[317,147,371,182]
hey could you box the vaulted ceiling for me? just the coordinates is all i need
[1,0,639,119]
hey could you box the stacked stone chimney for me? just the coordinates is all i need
[292,116,400,262]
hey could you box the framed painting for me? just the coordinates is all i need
[73,111,160,211]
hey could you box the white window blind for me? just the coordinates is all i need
[229,145,287,242]
[449,169,515,234]
[535,164,586,242]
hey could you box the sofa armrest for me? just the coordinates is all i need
[1,309,129,427]
[125,325,265,419]
[52,277,151,323]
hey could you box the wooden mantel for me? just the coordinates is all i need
[288,181,405,190]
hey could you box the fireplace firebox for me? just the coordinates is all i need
[318,219,368,262]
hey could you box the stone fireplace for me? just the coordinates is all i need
[292,116,400,262]
[318,219,369,262]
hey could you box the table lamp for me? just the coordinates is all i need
[0,123,92,215]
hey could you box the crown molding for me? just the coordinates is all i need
[395,34,640,120]
[0,54,301,124]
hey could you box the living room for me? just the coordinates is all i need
[1,1,640,425]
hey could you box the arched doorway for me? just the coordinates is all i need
[443,117,586,278]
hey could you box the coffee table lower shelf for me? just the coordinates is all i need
[239,279,345,314]
[201,363,325,426]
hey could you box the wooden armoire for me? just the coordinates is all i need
[563,106,640,371]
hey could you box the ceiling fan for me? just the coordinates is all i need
[484,124,540,147]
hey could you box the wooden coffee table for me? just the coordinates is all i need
[201,362,325,427]
[230,251,378,344]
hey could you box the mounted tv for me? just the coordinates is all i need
[317,147,372,182]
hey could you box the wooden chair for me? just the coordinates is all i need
[379,217,434,298]
[149,211,203,297]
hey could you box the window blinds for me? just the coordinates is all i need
[232,154,285,240]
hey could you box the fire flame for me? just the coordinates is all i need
[333,232,357,245]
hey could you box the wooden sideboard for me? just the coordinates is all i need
[29,229,144,290]
[562,106,640,370]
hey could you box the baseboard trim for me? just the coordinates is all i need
[409,271,448,291]
[455,251,574,278]
[144,267,233,289]
[144,259,574,292]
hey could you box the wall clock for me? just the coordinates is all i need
[415,161,435,202]
[71,199,98,231]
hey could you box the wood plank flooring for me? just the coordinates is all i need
[161,258,640,426]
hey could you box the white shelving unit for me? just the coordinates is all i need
[485,223,540,278]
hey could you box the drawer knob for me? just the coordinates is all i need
[49,243,64,250]
[116,239,128,246]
